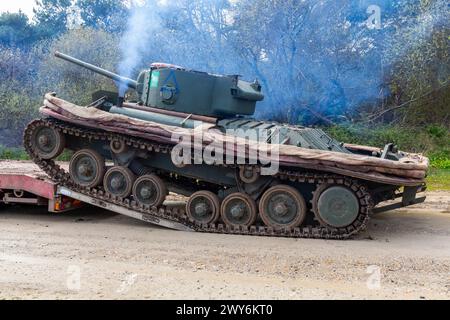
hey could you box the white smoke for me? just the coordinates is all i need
[118,0,162,89]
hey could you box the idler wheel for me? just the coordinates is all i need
[313,185,360,228]
[259,185,307,231]
[103,166,135,198]
[220,193,257,228]
[132,174,168,207]
[186,191,220,225]
[31,125,65,160]
[69,149,105,188]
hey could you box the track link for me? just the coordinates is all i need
[24,118,373,239]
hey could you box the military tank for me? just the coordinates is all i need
[24,52,429,239]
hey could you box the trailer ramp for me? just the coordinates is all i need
[57,186,193,232]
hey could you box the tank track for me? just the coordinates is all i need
[24,118,373,240]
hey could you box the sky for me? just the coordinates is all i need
[0,0,36,17]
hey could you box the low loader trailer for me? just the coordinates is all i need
[0,160,80,213]
[0,160,191,231]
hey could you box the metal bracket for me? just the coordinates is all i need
[381,143,394,159]
[372,196,426,214]
[180,114,193,126]
[402,186,419,206]
[373,184,426,215]
[111,149,137,167]
[86,96,107,108]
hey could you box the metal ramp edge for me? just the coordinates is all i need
[57,186,193,232]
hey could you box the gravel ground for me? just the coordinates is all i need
[0,191,449,300]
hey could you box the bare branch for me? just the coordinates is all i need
[364,80,449,123]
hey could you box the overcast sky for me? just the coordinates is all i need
[0,0,36,17]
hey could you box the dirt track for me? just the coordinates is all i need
[0,191,449,300]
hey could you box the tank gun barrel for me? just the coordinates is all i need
[54,51,137,90]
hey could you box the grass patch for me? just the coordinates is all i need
[428,150,450,169]
[0,146,72,161]
[57,150,73,161]
[0,146,30,160]
[426,169,450,191]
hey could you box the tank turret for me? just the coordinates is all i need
[55,52,264,118]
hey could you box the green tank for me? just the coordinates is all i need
[23,51,428,240]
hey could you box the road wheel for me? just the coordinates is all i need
[132,174,168,207]
[312,184,360,228]
[186,191,221,225]
[69,149,105,188]
[259,185,307,230]
[220,193,257,228]
[103,166,135,198]
[30,125,65,160]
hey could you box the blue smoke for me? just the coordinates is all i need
[117,0,449,124]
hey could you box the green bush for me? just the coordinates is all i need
[325,124,450,169]
[427,169,450,191]
[428,150,450,169]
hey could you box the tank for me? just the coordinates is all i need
[24,52,429,239]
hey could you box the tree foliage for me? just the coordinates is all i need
[33,0,73,39]
[383,0,450,126]
[0,12,36,47]
[0,29,120,146]
[38,28,120,105]
[0,0,448,149]
[76,0,129,33]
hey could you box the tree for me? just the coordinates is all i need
[76,0,129,33]
[382,0,450,127]
[115,0,238,80]
[153,0,236,73]
[0,12,36,47]
[0,44,46,146]
[33,0,73,39]
[38,28,121,105]
[231,0,385,124]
